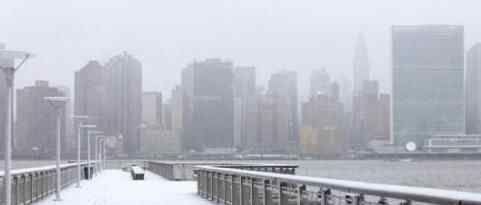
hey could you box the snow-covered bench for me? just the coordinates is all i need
[130,166,145,180]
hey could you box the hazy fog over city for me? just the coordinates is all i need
[2,0,481,97]
[5,1,481,204]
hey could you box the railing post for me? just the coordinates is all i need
[215,173,219,204]
[231,175,235,205]
[320,188,330,205]
[297,185,305,205]
[250,178,255,205]
[240,176,244,205]
[279,182,286,205]
[223,174,227,205]
[263,180,270,205]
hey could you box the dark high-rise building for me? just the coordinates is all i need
[466,43,481,134]
[15,81,66,157]
[182,59,234,152]
[392,25,465,147]
[268,71,299,152]
[105,52,142,156]
[233,66,257,151]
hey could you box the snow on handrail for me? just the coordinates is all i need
[196,165,481,205]
[0,161,97,176]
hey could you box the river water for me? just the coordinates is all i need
[2,160,481,193]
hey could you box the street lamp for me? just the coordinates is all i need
[0,47,32,205]
[44,96,70,201]
[87,130,103,179]
[97,137,106,172]
[94,135,105,175]
[72,117,90,188]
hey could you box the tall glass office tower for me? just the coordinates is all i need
[391,25,465,147]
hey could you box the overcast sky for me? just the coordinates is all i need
[2,0,481,100]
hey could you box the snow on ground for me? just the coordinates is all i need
[36,169,213,205]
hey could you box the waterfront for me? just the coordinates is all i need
[2,160,481,193]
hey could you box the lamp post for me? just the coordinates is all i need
[74,120,93,188]
[97,137,106,172]
[87,130,103,179]
[94,135,105,175]
[44,96,70,201]
[0,47,32,205]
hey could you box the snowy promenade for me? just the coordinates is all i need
[36,169,212,205]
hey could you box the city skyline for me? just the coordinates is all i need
[6,1,481,99]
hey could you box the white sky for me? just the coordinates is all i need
[2,0,481,100]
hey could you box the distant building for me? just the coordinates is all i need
[466,43,481,134]
[268,71,299,153]
[310,68,330,96]
[392,25,465,147]
[256,93,288,153]
[233,66,257,151]
[105,52,142,156]
[353,32,370,93]
[162,103,172,130]
[56,86,74,152]
[377,93,391,142]
[142,92,162,126]
[74,60,110,156]
[182,59,234,152]
[170,86,183,150]
[15,81,66,157]
[301,83,346,157]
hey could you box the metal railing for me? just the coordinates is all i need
[0,162,95,205]
[195,165,481,205]
[147,161,298,181]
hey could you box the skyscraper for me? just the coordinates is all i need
[15,81,66,157]
[466,43,481,134]
[182,59,234,152]
[142,92,162,126]
[268,70,299,152]
[105,52,142,156]
[353,33,370,93]
[75,60,110,157]
[233,66,257,151]
[392,25,465,147]
[310,68,331,97]
[301,83,346,157]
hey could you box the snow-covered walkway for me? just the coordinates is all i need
[36,169,212,205]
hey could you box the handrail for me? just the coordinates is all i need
[196,165,481,205]
[0,161,96,176]
[146,161,298,180]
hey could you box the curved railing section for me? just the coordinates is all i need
[0,162,95,205]
[195,165,481,205]
[146,161,298,181]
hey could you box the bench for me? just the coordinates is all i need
[131,166,145,180]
